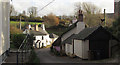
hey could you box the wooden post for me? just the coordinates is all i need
[20,16,21,30]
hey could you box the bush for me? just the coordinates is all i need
[28,49,40,64]
[53,48,60,56]
[10,34,26,48]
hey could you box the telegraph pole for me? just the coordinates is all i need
[104,9,106,26]
[20,16,21,30]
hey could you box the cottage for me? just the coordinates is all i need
[52,10,119,60]
[49,33,58,43]
[0,0,10,64]
[52,10,86,54]
[64,26,119,59]
[23,24,58,48]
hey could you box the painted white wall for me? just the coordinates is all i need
[62,22,85,42]
[41,24,45,30]
[33,35,52,48]
[76,22,85,34]
[74,40,83,58]
[0,0,10,64]
[2,1,10,53]
[82,40,89,59]
[65,44,73,55]
[74,40,89,59]
[0,1,2,64]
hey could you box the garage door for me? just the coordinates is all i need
[89,40,109,59]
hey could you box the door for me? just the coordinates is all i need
[42,43,44,48]
[89,40,109,59]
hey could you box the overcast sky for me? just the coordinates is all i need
[10,0,114,16]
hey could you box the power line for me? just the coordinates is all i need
[37,0,55,13]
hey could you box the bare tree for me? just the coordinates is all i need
[22,10,26,16]
[10,5,18,16]
[74,2,101,15]
[74,2,103,27]
[28,6,37,17]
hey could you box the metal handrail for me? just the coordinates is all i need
[18,34,29,52]
[16,34,30,65]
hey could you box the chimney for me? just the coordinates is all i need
[41,24,45,30]
[28,24,32,30]
[72,16,77,24]
[75,10,85,34]
[34,24,39,31]
[78,10,83,22]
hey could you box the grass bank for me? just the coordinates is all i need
[10,21,42,25]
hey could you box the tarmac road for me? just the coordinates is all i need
[35,48,119,65]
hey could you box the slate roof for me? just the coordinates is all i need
[75,26,99,40]
[31,27,48,35]
[52,36,62,46]
[52,25,119,46]
[75,26,119,40]
[61,21,78,36]
[29,30,47,35]
[62,34,76,44]
[62,26,119,45]
[49,33,58,38]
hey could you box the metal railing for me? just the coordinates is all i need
[16,34,32,65]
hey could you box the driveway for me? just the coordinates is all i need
[35,48,119,65]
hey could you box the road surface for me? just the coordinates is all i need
[35,48,119,65]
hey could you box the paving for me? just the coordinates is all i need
[5,49,30,63]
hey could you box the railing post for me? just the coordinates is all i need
[22,49,23,65]
[16,51,19,65]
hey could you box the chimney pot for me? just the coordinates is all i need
[34,24,39,31]
[78,10,83,22]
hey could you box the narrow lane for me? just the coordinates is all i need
[35,48,119,65]
[35,48,84,63]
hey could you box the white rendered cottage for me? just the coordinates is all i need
[52,10,119,60]
[23,24,58,48]
[0,0,10,64]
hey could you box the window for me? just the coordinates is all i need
[42,36,44,40]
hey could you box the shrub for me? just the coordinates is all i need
[28,48,40,64]
[53,48,60,56]
[10,24,23,34]
[10,34,26,48]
